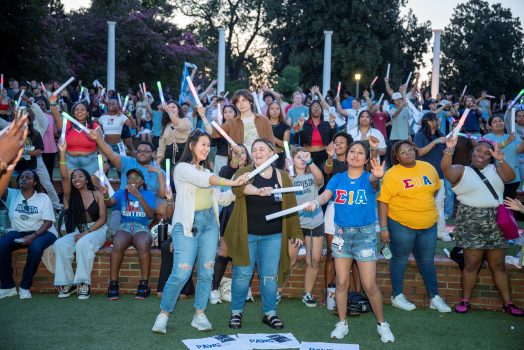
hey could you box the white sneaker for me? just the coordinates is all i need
[430,295,452,313]
[191,313,212,331]
[377,321,395,343]
[439,232,453,241]
[209,289,222,304]
[246,287,254,302]
[276,291,282,305]
[19,288,32,300]
[0,287,17,299]
[330,320,349,339]
[152,313,169,334]
[391,293,416,311]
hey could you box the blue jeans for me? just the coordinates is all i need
[444,178,454,219]
[387,218,439,299]
[0,231,56,289]
[160,208,218,313]
[231,233,281,317]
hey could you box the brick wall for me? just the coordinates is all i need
[12,248,523,310]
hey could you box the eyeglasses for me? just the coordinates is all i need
[399,147,415,156]
[136,149,152,154]
[127,176,143,181]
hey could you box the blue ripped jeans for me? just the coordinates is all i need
[159,208,218,313]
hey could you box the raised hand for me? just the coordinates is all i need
[369,135,380,149]
[57,139,67,153]
[445,135,458,149]
[489,143,505,162]
[0,114,28,167]
[370,158,385,179]
[326,142,334,157]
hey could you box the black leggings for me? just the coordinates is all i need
[157,238,194,295]
[212,255,232,290]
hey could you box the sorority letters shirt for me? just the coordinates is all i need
[6,189,58,237]
[326,171,377,228]
[377,160,440,229]
[113,189,156,226]
[293,173,323,229]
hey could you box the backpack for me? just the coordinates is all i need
[347,292,372,313]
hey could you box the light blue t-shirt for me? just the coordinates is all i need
[326,171,377,227]
[113,189,156,226]
[483,133,521,183]
[287,105,309,126]
[293,173,323,229]
[120,156,165,197]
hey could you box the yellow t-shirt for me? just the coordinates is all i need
[377,160,440,229]
[195,186,213,211]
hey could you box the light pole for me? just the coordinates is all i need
[355,73,361,98]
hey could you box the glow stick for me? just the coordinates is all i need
[508,89,524,109]
[98,155,106,186]
[211,121,238,147]
[62,112,89,133]
[142,83,147,96]
[117,93,122,107]
[271,186,303,194]
[336,82,341,97]
[157,81,165,104]
[100,88,106,99]
[452,108,470,138]
[60,115,67,140]
[511,108,516,134]
[0,74,3,90]
[40,82,46,93]
[266,203,308,221]
[78,86,84,103]
[460,85,467,98]
[224,91,229,98]
[185,76,201,105]
[217,102,223,124]
[386,63,391,79]
[370,76,378,87]
[283,141,294,176]
[85,88,90,104]
[252,92,262,114]
[377,93,384,106]
[165,158,171,188]
[53,77,75,96]
[405,72,412,86]
[248,154,279,180]
[16,89,25,109]
[486,95,495,99]
[139,84,144,94]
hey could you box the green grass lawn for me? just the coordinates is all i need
[1,295,522,350]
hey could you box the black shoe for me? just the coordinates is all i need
[262,315,284,329]
[78,283,91,300]
[135,280,151,300]
[107,281,120,300]
[228,313,242,329]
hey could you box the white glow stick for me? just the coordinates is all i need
[85,88,90,104]
[266,203,308,221]
[40,82,47,93]
[157,81,165,104]
[139,84,144,94]
[123,95,129,112]
[252,92,262,114]
[62,112,89,133]
[452,108,470,138]
[248,154,279,179]
[271,186,303,194]
[377,93,385,106]
[511,108,516,134]
[460,85,467,98]
[117,93,122,108]
[53,77,75,96]
[405,72,412,86]
[165,158,171,188]
[224,91,229,98]
[185,76,202,105]
[336,82,341,97]
[16,89,25,109]
[211,121,238,147]
[60,116,67,140]
[386,63,391,79]
[78,86,84,103]
[370,76,378,87]
[100,88,106,99]
[508,89,524,109]
[98,155,106,186]
[486,95,495,99]
[142,83,147,96]
[217,102,223,124]
[283,141,294,176]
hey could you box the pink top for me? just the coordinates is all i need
[309,119,323,147]
[373,112,388,140]
[43,114,58,153]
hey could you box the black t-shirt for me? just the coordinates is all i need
[15,131,44,172]
[272,122,290,142]
[324,158,348,180]
[245,167,283,235]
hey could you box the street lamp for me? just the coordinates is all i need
[355,73,361,98]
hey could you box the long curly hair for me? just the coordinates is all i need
[65,168,96,233]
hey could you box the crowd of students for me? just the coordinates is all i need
[0,73,523,344]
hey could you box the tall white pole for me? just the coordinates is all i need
[107,21,116,91]
[431,29,442,99]
[322,30,333,97]
[217,28,226,94]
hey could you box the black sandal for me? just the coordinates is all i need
[262,315,284,329]
[228,313,242,329]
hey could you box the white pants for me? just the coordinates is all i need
[436,179,447,238]
[36,156,61,210]
[53,225,107,286]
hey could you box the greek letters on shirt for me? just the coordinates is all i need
[333,189,368,205]
[122,200,146,218]
[401,176,433,190]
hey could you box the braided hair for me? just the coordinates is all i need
[65,168,95,233]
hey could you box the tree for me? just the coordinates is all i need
[440,0,524,97]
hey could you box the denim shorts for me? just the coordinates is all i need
[331,223,378,261]
[66,152,98,174]
[119,222,151,236]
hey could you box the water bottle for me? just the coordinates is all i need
[157,219,168,249]
[326,283,336,310]
[381,244,392,260]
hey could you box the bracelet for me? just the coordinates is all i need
[380,227,388,231]
[59,161,66,165]
[50,103,58,106]
[220,178,225,186]
[103,194,110,200]
[325,160,333,167]
[370,146,377,151]
[496,158,505,165]
[501,141,507,148]
[306,158,313,166]
[434,139,439,145]
[314,200,320,209]
[166,198,174,206]
[443,147,455,155]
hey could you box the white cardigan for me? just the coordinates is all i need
[172,162,235,238]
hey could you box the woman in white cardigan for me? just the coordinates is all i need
[152,129,249,334]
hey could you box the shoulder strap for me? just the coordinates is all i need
[469,166,499,201]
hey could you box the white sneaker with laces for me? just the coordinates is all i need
[0,287,17,299]
[430,295,452,313]
[209,289,221,304]
[152,313,169,334]
[330,320,349,339]
[377,321,395,343]
[191,313,212,331]
[19,288,32,300]
[391,293,416,311]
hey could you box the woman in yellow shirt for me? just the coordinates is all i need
[377,140,451,313]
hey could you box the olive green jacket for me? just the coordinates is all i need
[224,165,303,282]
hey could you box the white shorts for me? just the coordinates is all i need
[324,201,335,235]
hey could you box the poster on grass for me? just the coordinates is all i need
[299,341,359,350]
[236,333,301,349]
[182,334,252,350]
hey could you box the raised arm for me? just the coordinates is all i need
[88,129,122,170]
[57,140,71,199]
[48,94,63,130]
[441,137,464,186]
[335,95,348,117]
[384,78,394,97]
